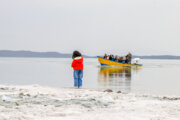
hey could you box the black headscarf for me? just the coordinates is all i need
[72,51,82,59]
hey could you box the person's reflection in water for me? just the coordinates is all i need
[98,67,139,93]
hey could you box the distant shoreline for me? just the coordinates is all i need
[0,50,180,59]
[1,57,180,60]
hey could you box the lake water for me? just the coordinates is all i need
[0,58,180,95]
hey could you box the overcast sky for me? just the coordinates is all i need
[0,0,180,56]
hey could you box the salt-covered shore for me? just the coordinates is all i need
[0,85,180,120]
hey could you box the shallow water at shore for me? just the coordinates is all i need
[0,58,180,95]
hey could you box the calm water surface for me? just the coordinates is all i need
[0,58,180,95]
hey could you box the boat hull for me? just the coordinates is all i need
[97,57,142,67]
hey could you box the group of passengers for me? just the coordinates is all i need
[103,53,132,64]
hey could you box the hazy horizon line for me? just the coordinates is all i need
[0,49,180,57]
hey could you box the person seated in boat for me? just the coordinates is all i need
[103,54,108,59]
[109,55,112,60]
[121,56,124,63]
[123,56,128,63]
[118,56,123,63]
[106,55,110,60]
[114,56,119,62]
[112,55,115,61]
[109,54,114,60]
[125,57,129,63]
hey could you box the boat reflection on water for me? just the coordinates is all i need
[98,67,140,92]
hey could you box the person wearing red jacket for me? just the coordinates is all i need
[71,51,83,88]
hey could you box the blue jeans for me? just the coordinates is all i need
[74,70,83,87]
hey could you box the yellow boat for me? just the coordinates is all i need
[97,56,142,67]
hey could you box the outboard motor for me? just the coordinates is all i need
[132,58,141,64]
